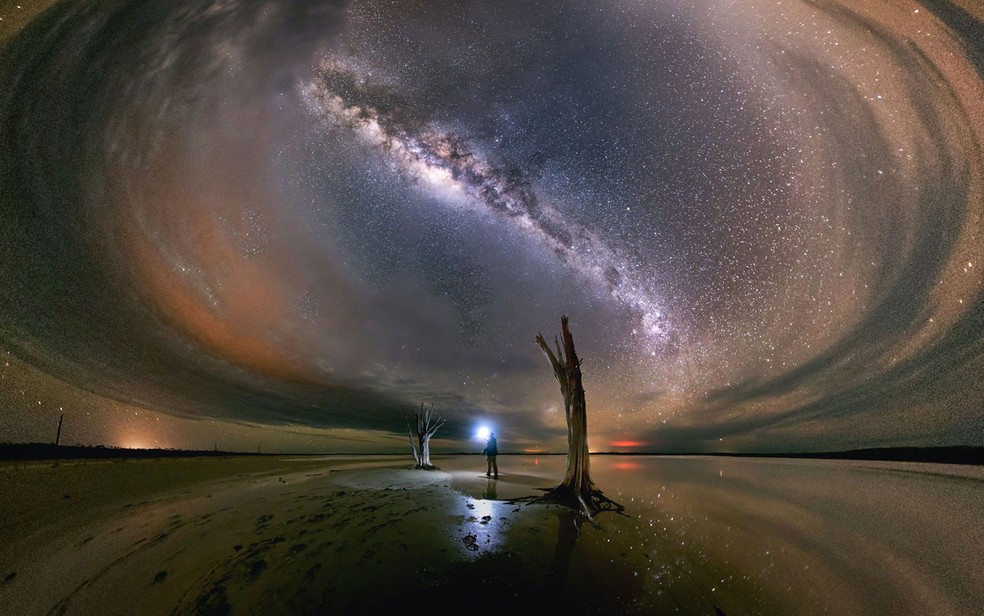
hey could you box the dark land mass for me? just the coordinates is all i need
[0,443,265,461]
[1,443,981,465]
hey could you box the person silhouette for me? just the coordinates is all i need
[483,432,498,479]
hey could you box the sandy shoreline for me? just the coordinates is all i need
[5,454,981,615]
[0,455,708,616]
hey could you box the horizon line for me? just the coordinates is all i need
[0,442,980,464]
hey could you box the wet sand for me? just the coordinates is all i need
[2,454,981,615]
[0,455,690,615]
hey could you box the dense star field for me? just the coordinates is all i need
[0,0,982,454]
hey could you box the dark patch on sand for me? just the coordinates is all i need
[287,543,308,556]
[193,585,231,616]
[245,559,267,581]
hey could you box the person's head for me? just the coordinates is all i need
[490,432,495,438]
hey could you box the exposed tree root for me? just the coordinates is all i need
[507,484,625,527]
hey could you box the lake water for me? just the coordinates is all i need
[438,454,984,615]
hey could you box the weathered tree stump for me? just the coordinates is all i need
[531,316,623,521]
[405,403,445,470]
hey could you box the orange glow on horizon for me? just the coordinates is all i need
[611,440,644,448]
[116,427,168,451]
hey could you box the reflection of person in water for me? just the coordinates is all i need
[483,475,497,500]
[482,432,498,479]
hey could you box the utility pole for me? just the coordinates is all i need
[55,413,64,446]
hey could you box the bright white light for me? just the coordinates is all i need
[476,426,490,441]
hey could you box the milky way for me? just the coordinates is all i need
[0,0,982,453]
[300,59,671,344]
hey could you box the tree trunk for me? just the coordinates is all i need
[419,434,432,467]
[535,316,621,518]
[406,403,445,470]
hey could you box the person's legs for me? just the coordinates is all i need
[492,456,498,478]
[486,456,492,476]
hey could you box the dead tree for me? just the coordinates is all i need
[405,403,446,470]
[533,315,622,520]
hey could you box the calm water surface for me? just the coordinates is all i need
[441,454,983,615]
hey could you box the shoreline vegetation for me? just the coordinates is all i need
[0,442,980,465]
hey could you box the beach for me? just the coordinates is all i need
[0,454,683,615]
[1,454,982,615]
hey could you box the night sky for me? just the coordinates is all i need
[1,0,982,454]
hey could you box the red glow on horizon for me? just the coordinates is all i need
[611,440,644,448]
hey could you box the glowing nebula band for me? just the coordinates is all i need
[300,60,671,343]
